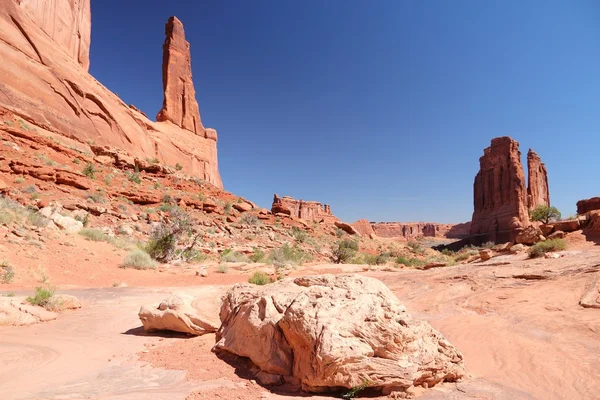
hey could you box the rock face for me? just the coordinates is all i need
[18,0,91,70]
[527,149,550,210]
[271,194,339,223]
[470,137,531,243]
[214,275,465,395]
[577,197,600,215]
[0,2,222,187]
[156,17,203,134]
[139,294,219,335]
[580,276,600,309]
[351,221,470,241]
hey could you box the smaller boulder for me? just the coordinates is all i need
[117,224,134,236]
[334,221,360,236]
[540,224,554,236]
[515,226,543,245]
[509,243,526,253]
[233,202,253,213]
[553,220,580,233]
[548,230,565,239]
[51,214,83,233]
[479,249,493,261]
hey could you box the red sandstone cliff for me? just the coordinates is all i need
[527,149,550,210]
[271,194,339,223]
[352,221,470,241]
[0,1,222,187]
[577,197,600,215]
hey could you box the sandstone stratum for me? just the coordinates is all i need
[0,0,222,186]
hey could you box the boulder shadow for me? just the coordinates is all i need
[583,230,600,246]
[122,325,192,338]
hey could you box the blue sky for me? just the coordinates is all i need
[89,1,600,223]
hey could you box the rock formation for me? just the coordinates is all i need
[139,294,219,335]
[577,197,600,215]
[527,149,550,210]
[17,0,92,70]
[156,17,203,134]
[470,137,531,243]
[271,194,339,223]
[214,275,465,395]
[351,220,470,241]
[0,1,222,187]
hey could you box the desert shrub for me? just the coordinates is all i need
[250,247,266,263]
[291,226,308,243]
[83,163,96,179]
[453,252,471,262]
[121,250,157,270]
[530,205,561,224]
[74,213,90,227]
[26,286,55,308]
[248,271,272,285]
[407,241,425,255]
[1,261,14,284]
[79,228,111,242]
[331,239,359,264]
[215,264,229,274]
[0,212,14,225]
[269,243,307,267]
[335,228,345,238]
[147,157,159,164]
[396,255,425,267]
[22,185,38,194]
[223,202,232,215]
[73,158,81,165]
[27,212,49,228]
[14,177,25,184]
[175,162,183,171]
[529,239,567,258]
[126,170,141,184]
[220,248,248,263]
[239,213,260,226]
[145,207,200,263]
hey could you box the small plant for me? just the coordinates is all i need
[73,158,81,165]
[29,192,41,200]
[74,213,90,227]
[220,248,248,263]
[407,241,425,255]
[342,379,371,399]
[26,286,55,308]
[248,271,272,285]
[14,177,25,184]
[250,247,266,263]
[331,239,359,264]
[223,202,232,215]
[291,226,308,243]
[79,228,111,242]
[144,207,201,263]
[335,228,345,238]
[1,261,14,284]
[528,239,567,258]
[0,212,14,225]
[396,255,425,267]
[86,192,106,203]
[530,205,561,224]
[217,264,229,274]
[83,163,96,179]
[454,252,471,262]
[22,185,39,194]
[3,292,15,297]
[269,243,307,267]
[175,162,183,171]
[27,212,49,228]
[103,174,113,185]
[147,157,159,164]
[121,249,158,270]
[239,213,260,226]
[112,282,120,287]
[126,170,141,184]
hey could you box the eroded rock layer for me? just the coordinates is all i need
[271,194,339,223]
[0,2,222,187]
[351,220,470,240]
[577,197,600,215]
[527,149,550,210]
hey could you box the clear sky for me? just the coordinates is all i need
[89,1,600,224]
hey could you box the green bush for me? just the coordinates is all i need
[250,247,266,263]
[0,212,14,225]
[26,286,55,308]
[529,239,567,258]
[220,249,248,263]
[1,261,14,284]
[530,205,561,224]
[175,163,183,171]
[269,243,307,267]
[248,271,272,285]
[145,207,197,262]
[239,213,260,225]
[396,255,425,267]
[83,163,96,179]
[79,228,111,242]
[331,239,359,264]
[223,202,232,215]
[121,250,158,270]
[217,264,229,273]
[291,227,308,243]
[126,170,141,184]
[27,212,49,227]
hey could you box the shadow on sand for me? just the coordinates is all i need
[122,325,192,338]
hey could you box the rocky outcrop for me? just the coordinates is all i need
[0,2,222,187]
[271,194,339,223]
[527,149,550,210]
[18,0,91,70]
[580,276,600,309]
[214,275,465,395]
[351,219,375,237]
[577,197,600,215]
[156,17,203,135]
[139,294,219,335]
[351,221,470,241]
[470,137,531,243]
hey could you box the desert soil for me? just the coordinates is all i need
[1,237,600,399]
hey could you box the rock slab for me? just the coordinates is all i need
[213,275,465,395]
[139,294,219,335]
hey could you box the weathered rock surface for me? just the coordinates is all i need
[577,197,600,215]
[351,220,470,241]
[588,210,600,233]
[516,225,544,246]
[139,294,219,335]
[0,2,222,187]
[527,149,550,210]
[553,220,580,233]
[351,219,376,237]
[213,275,465,395]
[271,194,338,223]
[580,276,600,309]
[0,297,57,326]
[479,249,493,261]
[334,221,360,235]
[470,137,531,243]
[156,17,203,135]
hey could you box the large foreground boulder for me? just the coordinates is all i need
[139,294,219,335]
[213,275,465,396]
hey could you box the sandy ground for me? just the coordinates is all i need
[1,239,600,399]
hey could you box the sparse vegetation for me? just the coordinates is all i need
[0,212,14,226]
[407,241,425,255]
[239,213,260,226]
[335,228,345,238]
[528,239,567,258]
[144,207,202,263]
[175,162,183,171]
[121,249,158,270]
[147,157,159,164]
[223,202,232,215]
[26,286,55,308]
[331,239,359,264]
[27,212,49,227]
[1,261,14,284]
[530,205,561,224]
[74,213,90,227]
[248,271,272,285]
[220,248,248,263]
[217,264,229,273]
[291,226,308,243]
[362,252,390,265]
[126,170,141,184]
[14,177,25,184]
[396,255,425,267]
[79,228,112,242]
[342,379,371,399]
[250,247,266,263]
[73,158,81,165]
[83,163,96,179]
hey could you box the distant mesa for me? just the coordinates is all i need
[0,1,222,187]
[352,220,471,241]
[470,136,550,244]
[271,194,339,223]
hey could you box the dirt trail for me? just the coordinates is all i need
[1,246,600,399]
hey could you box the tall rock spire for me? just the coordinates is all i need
[527,149,550,210]
[156,16,204,134]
